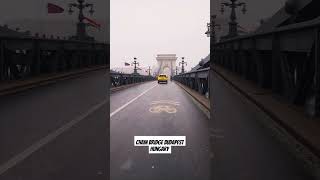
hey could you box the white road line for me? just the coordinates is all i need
[110,84,157,118]
[0,99,107,175]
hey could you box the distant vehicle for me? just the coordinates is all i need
[157,74,168,84]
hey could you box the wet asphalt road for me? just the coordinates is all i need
[0,69,313,180]
[210,73,313,180]
[0,70,109,180]
[110,81,211,180]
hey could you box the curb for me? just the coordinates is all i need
[175,82,210,111]
[174,81,210,119]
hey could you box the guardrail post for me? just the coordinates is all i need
[237,41,246,77]
[71,51,77,69]
[240,49,250,80]
[234,43,241,74]
[272,33,282,93]
[251,38,265,87]
[196,73,201,93]
[230,43,237,72]
[206,76,209,98]
[58,47,66,72]
[187,74,191,88]
[32,40,41,76]
[0,40,4,80]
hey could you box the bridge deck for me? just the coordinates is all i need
[110,81,211,180]
[111,78,313,179]
[0,70,314,179]
[0,70,108,179]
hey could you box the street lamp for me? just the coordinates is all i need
[205,15,221,43]
[68,0,95,40]
[221,0,247,37]
[179,57,187,74]
[131,57,140,75]
[146,66,152,76]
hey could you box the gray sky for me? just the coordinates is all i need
[111,0,210,70]
[111,0,285,70]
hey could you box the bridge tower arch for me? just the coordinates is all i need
[156,54,177,77]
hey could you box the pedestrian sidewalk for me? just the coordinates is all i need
[213,65,320,159]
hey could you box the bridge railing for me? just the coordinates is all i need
[0,36,108,81]
[173,67,210,97]
[110,72,155,88]
[212,17,320,116]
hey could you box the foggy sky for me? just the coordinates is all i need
[111,0,285,70]
[111,0,210,70]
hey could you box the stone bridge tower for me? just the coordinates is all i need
[156,54,177,77]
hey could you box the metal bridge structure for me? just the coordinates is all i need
[211,0,320,117]
[110,71,154,88]
[173,56,210,97]
[0,36,108,81]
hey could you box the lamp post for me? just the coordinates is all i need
[68,0,95,40]
[179,57,187,74]
[205,15,221,43]
[221,0,246,37]
[131,57,139,75]
[146,66,152,76]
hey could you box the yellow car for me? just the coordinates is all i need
[157,74,168,84]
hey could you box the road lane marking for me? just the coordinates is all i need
[149,100,180,114]
[150,100,180,105]
[0,99,107,175]
[110,84,157,118]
